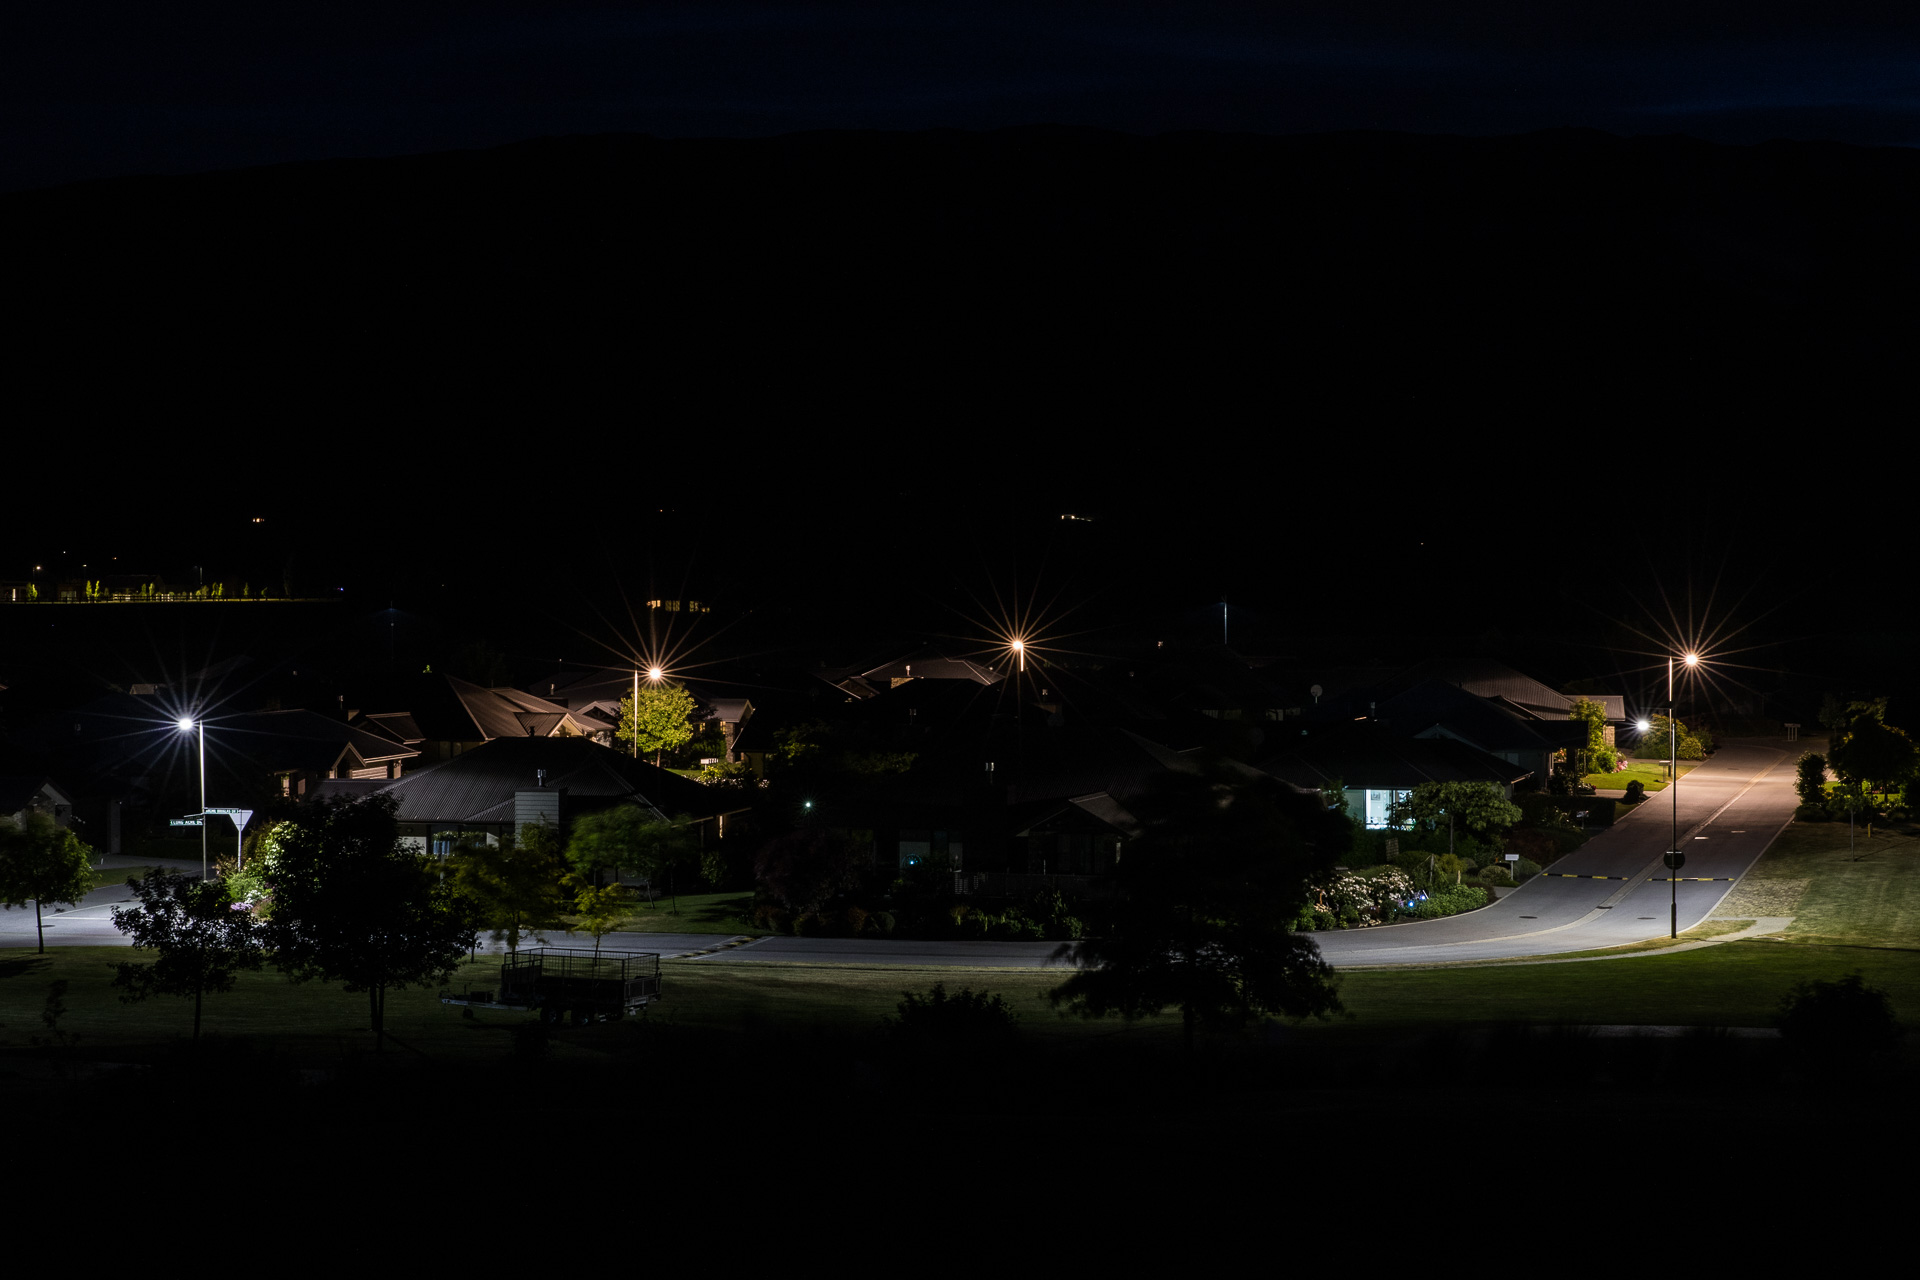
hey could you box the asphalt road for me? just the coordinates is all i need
[1306,740,1797,967]
[2,740,1798,968]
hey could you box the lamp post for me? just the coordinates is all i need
[176,716,207,879]
[1667,652,1698,938]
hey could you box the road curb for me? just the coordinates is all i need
[662,934,761,960]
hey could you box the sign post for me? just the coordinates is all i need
[204,808,255,871]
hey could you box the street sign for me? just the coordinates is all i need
[1504,853,1519,862]
[1664,850,1686,871]
[169,818,203,827]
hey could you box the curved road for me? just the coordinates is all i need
[3,741,1797,968]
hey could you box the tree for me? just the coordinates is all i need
[1049,764,1349,1055]
[260,795,476,1051]
[617,682,697,767]
[0,813,96,953]
[1388,782,1522,856]
[1568,697,1614,774]
[444,826,566,956]
[566,805,700,912]
[1635,713,1704,762]
[111,869,265,1041]
[565,875,632,958]
[753,826,866,917]
[1828,715,1919,794]
[1795,752,1830,807]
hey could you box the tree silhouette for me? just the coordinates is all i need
[0,812,95,953]
[111,869,265,1041]
[1050,764,1349,1054]
[262,795,475,1051]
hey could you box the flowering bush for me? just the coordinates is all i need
[1312,869,1417,928]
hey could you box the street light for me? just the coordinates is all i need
[1666,652,1700,938]
[1010,638,1026,673]
[176,716,207,879]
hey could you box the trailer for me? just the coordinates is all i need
[440,947,661,1024]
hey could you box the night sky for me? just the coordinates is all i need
[4,2,1914,717]
[7,1,1920,193]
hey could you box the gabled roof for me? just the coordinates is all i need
[362,736,720,825]
[369,674,586,743]
[215,709,418,774]
[1256,722,1533,792]
[0,775,74,814]
[1376,680,1585,754]
[354,712,425,745]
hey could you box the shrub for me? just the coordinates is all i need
[868,910,895,935]
[1776,972,1901,1074]
[1794,752,1829,806]
[882,983,1020,1055]
[1513,858,1542,878]
[1792,804,1828,822]
[1593,746,1619,774]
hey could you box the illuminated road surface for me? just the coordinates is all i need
[0,741,1798,968]
[1305,740,1797,968]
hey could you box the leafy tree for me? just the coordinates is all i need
[753,826,866,916]
[1795,752,1830,806]
[565,875,632,958]
[566,805,700,912]
[1828,715,1919,793]
[1568,697,1614,774]
[444,827,566,956]
[0,813,96,953]
[1389,782,1521,844]
[1049,764,1349,1055]
[111,869,265,1041]
[617,682,697,767]
[261,795,476,1051]
[1635,713,1704,762]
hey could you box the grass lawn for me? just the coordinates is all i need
[590,891,755,935]
[1714,819,1920,951]
[1584,759,1699,792]
[85,865,160,890]
[11,933,1917,1067]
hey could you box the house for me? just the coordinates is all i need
[214,709,420,798]
[355,673,599,762]
[311,735,726,856]
[0,776,77,829]
[526,669,754,753]
[1256,721,1533,829]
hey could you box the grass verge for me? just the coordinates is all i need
[1724,820,1920,950]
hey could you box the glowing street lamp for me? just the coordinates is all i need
[1665,651,1700,939]
[176,716,208,879]
[1010,638,1026,673]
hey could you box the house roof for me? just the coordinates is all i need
[365,674,585,743]
[1257,722,1534,791]
[1373,680,1586,754]
[0,775,74,814]
[214,709,419,774]
[356,736,721,826]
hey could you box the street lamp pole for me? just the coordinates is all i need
[1669,657,1678,939]
[178,716,207,880]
